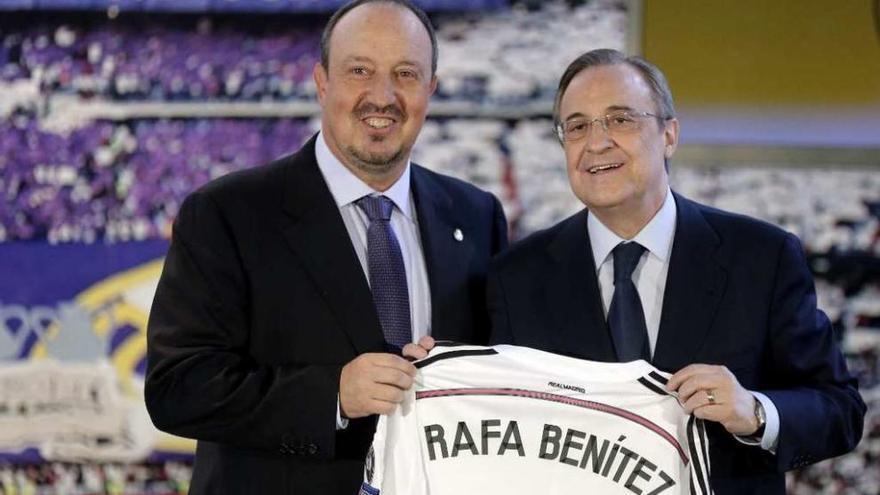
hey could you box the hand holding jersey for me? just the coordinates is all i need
[667,364,762,437]
[340,353,418,418]
[339,338,435,419]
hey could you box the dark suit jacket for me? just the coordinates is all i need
[145,135,508,494]
[488,192,864,494]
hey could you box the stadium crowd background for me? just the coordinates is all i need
[0,0,878,493]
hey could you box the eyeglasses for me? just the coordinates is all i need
[555,111,662,143]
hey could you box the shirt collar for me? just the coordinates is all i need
[588,188,677,271]
[314,131,413,219]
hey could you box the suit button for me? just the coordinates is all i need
[307,443,319,455]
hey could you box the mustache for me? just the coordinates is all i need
[354,103,405,121]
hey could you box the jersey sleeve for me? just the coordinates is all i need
[639,368,714,495]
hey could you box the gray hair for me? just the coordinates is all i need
[553,48,676,126]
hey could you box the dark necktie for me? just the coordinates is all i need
[356,195,412,351]
[607,242,651,362]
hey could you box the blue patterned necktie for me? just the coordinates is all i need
[356,195,412,351]
[607,242,651,362]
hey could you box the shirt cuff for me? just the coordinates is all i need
[336,395,349,430]
[733,391,779,453]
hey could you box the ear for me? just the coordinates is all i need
[428,74,438,96]
[313,62,328,104]
[663,118,679,159]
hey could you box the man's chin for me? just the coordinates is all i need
[346,145,406,175]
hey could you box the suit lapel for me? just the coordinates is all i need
[652,193,727,372]
[546,210,617,361]
[278,136,384,354]
[410,165,474,340]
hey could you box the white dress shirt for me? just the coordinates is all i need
[315,132,432,429]
[588,188,780,452]
[315,132,432,342]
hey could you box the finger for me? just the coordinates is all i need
[371,384,406,404]
[418,335,436,350]
[676,376,710,403]
[372,353,418,376]
[366,399,397,416]
[667,363,720,391]
[372,367,414,390]
[682,389,721,414]
[677,375,724,403]
[402,342,429,361]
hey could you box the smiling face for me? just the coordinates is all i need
[558,63,679,235]
[314,2,437,190]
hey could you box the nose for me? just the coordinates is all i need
[583,122,614,154]
[366,72,397,109]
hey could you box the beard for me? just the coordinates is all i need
[346,101,408,175]
[345,137,406,175]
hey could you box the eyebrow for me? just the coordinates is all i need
[397,60,426,71]
[342,56,425,71]
[343,55,374,65]
[562,105,637,122]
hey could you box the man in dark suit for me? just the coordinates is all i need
[144,1,507,493]
[487,49,864,493]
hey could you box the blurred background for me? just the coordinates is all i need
[0,0,878,493]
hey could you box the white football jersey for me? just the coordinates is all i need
[361,344,712,495]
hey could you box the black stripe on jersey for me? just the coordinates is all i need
[637,377,670,397]
[694,418,713,494]
[687,416,709,495]
[648,371,668,385]
[431,341,472,348]
[697,418,711,480]
[415,348,498,369]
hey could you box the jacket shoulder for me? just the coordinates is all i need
[690,198,792,244]
[413,164,496,203]
[492,211,584,270]
[194,153,294,204]
[171,151,305,243]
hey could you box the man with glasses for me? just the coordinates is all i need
[486,49,864,493]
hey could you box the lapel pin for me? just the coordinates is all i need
[453,228,464,242]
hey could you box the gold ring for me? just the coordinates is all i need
[706,390,717,405]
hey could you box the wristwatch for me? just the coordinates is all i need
[753,398,767,437]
